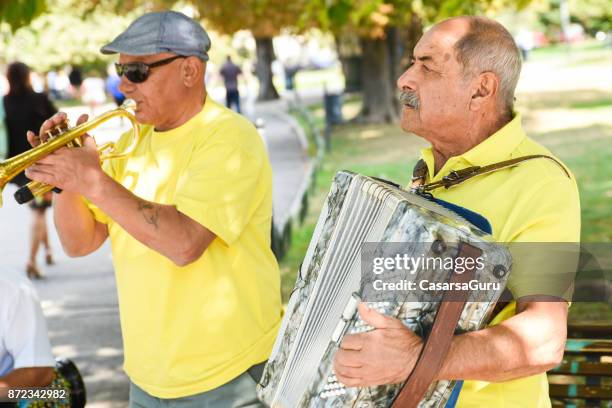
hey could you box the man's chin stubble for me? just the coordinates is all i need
[401,107,419,134]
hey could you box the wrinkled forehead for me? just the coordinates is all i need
[413,19,470,62]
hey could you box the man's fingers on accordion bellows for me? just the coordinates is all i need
[358,303,405,329]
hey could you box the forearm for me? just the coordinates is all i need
[86,172,212,265]
[437,302,567,382]
[0,367,54,397]
[53,191,107,256]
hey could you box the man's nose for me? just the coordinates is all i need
[396,65,417,92]
[118,75,135,95]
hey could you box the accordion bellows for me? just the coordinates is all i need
[258,171,512,407]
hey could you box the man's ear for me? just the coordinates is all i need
[469,72,499,111]
[182,57,203,87]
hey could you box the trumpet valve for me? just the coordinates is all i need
[43,120,70,143]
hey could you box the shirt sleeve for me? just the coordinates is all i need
[174,139,265,247]
[4,284,55,370]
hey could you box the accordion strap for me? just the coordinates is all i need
[410,154,569,194]
[392,243,483,408]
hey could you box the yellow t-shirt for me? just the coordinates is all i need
[417,114,580,407]
[89,98,282,398]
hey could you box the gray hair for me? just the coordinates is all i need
[453,16,522,116]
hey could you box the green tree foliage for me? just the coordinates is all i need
[539,0,611,36]
[0,0,47,31]
[1,0,143,72]
[571,0,611,34]
[72,0,308,101]
[193,0,308,100]
[304,0,535,123]
[2,0,307,100]
[195,0,306,37]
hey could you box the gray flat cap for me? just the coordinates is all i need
[101,11,211,61]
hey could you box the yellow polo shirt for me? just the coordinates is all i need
[417,114,580,407]
[88,98,282,398]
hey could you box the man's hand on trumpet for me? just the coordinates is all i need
[24,112,104,200]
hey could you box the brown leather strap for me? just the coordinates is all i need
[411,154,569,195]
[391,243,483,408]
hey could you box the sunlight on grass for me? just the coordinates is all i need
[358,129,384,139]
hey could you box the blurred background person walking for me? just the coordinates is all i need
[105,64,126,126]
[219,56,243,113]
[81,71,106,116]
[68,65,83,99]
[105,64,125,108]
[3,62,57,279]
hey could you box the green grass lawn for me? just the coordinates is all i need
[282,57,612,323]
[272,65,345,94]
[529,40,612,64]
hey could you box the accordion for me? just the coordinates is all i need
[257,171,512,407]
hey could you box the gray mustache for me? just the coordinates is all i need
[399,91,420,110]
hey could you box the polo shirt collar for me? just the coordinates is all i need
[419,113,526,182]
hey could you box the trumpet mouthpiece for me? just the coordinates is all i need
[121,99,137,110]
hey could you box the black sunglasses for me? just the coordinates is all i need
[115,55,185,83]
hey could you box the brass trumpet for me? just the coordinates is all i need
[0,102,140,207]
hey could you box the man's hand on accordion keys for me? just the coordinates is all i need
[333,303,423,387]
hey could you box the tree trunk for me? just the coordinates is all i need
[387,26,402,92]
[255,36,279,101]
[386,15,424,113]
[358,36,397,123]
[401,14,424,71]
[335,32,362,92]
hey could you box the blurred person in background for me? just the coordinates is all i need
[81,72,107,116]
[515,29,535,61]
[55,68,72,100]
[106,64,126,108]
[220,55,243,113]
[45,70,60,100]
[106,65,126,125]
[28,72,44,94]
[3,62,57,279]
[68,66,83,99]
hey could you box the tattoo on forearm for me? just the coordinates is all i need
[138,201,160,229]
